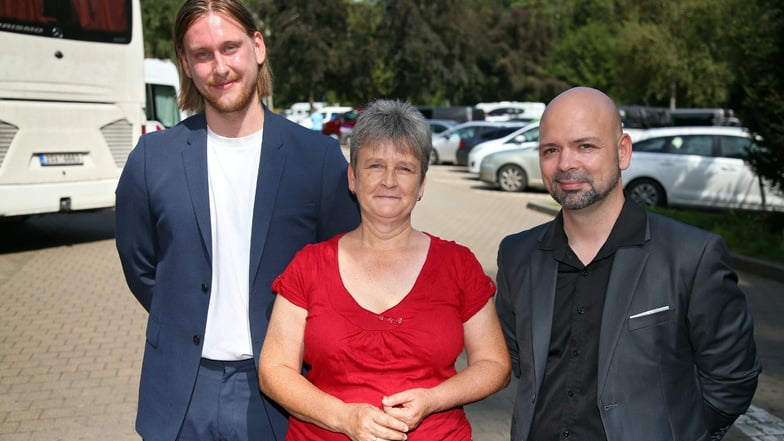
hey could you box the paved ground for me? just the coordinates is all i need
[0,162,782,440]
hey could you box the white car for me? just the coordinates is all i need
[623,126,784,211]
[467,121,540,173]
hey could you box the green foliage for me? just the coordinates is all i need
[648,207,784,263]
[727,0,784,196]
[544,21,617,96]
[612,0,736,108]
[253,0,349,108]
[140,0,180,59]
[481,6,566,102]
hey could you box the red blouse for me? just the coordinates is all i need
[271,233,496,441]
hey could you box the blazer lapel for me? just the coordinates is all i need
[597,246,649,396]
[249,109,286,284]
[182,119,212,259]
[531,250,558,393]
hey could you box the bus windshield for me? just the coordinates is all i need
[0,0,132,44]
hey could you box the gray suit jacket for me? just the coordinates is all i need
[495,209,760,441]
[115,108,360,441]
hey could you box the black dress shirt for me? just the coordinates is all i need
[529,197,647,441]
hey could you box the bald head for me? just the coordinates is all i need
[541,87,622,136]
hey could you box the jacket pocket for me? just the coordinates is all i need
[628,307,674,331]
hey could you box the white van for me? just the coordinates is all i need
[475,101,545,122]
[144,58,185,133]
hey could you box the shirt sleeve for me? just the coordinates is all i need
[271,246,312,309]
[456,243,496,322]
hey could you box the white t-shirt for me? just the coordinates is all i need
[201,127,263,360]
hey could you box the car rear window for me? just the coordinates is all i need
[670,135,712,156]
[720,136,752,159]
[633,137,668,153]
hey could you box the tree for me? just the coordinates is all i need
[613,0,735,108]
[140,0,181,59]
[728,0,784,197]
[372,0,489,105]
[544,21,617,98]
[479,5,566,102]
[253,0,349,109]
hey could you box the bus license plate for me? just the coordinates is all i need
[39,153,83,166]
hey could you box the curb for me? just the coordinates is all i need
[525,202,784,284]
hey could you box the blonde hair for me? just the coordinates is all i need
[173,0,272,113]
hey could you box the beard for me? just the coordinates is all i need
[548,168,621,210]
[202,74,258,114]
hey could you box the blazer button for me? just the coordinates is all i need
[201,283,208,293]
[193,335,201,345]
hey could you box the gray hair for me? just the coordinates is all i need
[349,100,432,180]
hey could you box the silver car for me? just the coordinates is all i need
[478,144,544,192]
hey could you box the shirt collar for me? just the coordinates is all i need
[539,194,648,261]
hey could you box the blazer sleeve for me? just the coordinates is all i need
[316,142,360,240]
[687,233,761,435]
[115,137,157,312]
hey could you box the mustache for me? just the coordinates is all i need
[208,74,240,87]
[553,171,592,183]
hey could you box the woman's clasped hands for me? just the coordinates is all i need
[341,401,409,441]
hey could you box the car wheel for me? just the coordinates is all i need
[429,149,439,165]
[627,178,666,207]
[497,165,527,192]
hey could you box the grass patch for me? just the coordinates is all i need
[647,207,784,263]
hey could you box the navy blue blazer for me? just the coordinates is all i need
[496,209,760,441]
[115,108,360,441]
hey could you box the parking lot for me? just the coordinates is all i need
[0,163,782,440]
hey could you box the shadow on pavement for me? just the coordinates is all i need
[0,209,115,254]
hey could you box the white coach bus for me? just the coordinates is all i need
[0,0,145,220]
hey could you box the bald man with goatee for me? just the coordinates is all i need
[495,87,760,441]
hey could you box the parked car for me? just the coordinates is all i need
[475,101,545,122]
[467,121,540,173]
[143,58,187,134]
[417,105,483,123]
[428,119,458,136]
[622,126,784,211]
[322,108,361,145]
[431,121,527,165]
[300,105,352,129]
[478,145,543,192]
